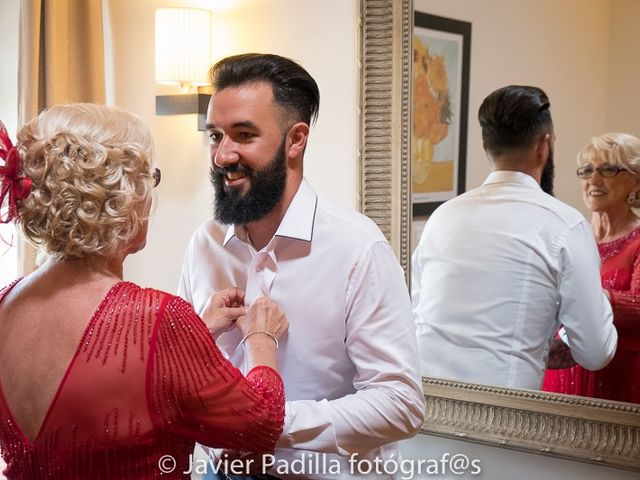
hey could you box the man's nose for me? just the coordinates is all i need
[212,137,239,168]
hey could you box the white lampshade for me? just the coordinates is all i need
[155,8,211,92]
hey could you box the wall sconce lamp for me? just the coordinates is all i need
[155,8,211,131]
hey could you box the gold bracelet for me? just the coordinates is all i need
[241,331,279,349]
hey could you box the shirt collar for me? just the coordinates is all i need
[223,178,318,247]
[223,223,242,246]
[483,170,541,190]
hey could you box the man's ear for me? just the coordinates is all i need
[287,122,310,159]
[536,133,551,161]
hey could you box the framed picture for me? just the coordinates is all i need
[412,12,471,217]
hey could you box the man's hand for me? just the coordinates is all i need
[201,288,246,338]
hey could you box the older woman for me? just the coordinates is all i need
[0,104,288,479]
[544,132,640,403]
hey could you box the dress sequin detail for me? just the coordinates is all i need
[544,226,640,402]
[0,281,284,479]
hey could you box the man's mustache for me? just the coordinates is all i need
[213,163,253,177]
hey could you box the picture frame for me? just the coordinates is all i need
[412,12,471,217]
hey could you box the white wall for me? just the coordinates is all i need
[107,0,358,293]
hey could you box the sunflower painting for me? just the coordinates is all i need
[412,13,470,215]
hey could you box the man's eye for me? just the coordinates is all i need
[238,132,255,140]
[208,132,223,143]
[602,166,617,173]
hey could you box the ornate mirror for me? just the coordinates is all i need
[359,0,640,470]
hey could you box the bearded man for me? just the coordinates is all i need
[411,85,617,390]
[178,53,424,480]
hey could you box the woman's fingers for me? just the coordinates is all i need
[239,297,289,339]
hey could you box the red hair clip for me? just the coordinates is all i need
[0,121,32,223]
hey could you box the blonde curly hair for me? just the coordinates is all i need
[578,133,640,213]
[578,132,640,172]
[16,103,156,260]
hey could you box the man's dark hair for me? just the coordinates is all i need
[209,53,320,127]
[478,85,552,156]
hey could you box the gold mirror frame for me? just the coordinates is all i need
[358,0,640,471]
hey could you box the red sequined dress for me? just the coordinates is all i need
[544,226,640,403]
[0,280,284,479]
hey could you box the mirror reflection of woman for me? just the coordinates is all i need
[544,133,640,403]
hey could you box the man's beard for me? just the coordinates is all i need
[540,149,555,196]
[210,138,287,225]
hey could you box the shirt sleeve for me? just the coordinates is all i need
[607,253,640,330]
[148,294,284,453]
[558,222,618,370]
[277,241,425,455]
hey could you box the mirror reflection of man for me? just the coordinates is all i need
[412,85,618,390]
[179,53,425,479]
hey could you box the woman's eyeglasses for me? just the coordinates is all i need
[576,164,627,179]
[152,167,161,187]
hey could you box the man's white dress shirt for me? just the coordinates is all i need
[411,171,617,390]
[179,179,424,479]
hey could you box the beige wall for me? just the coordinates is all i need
[607,0,640,135]
[414,0,612,214]
[106,0,358,292]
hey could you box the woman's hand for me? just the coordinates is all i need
[200,288,246,338]
[237,297,289,342]
[547,337,577,370]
